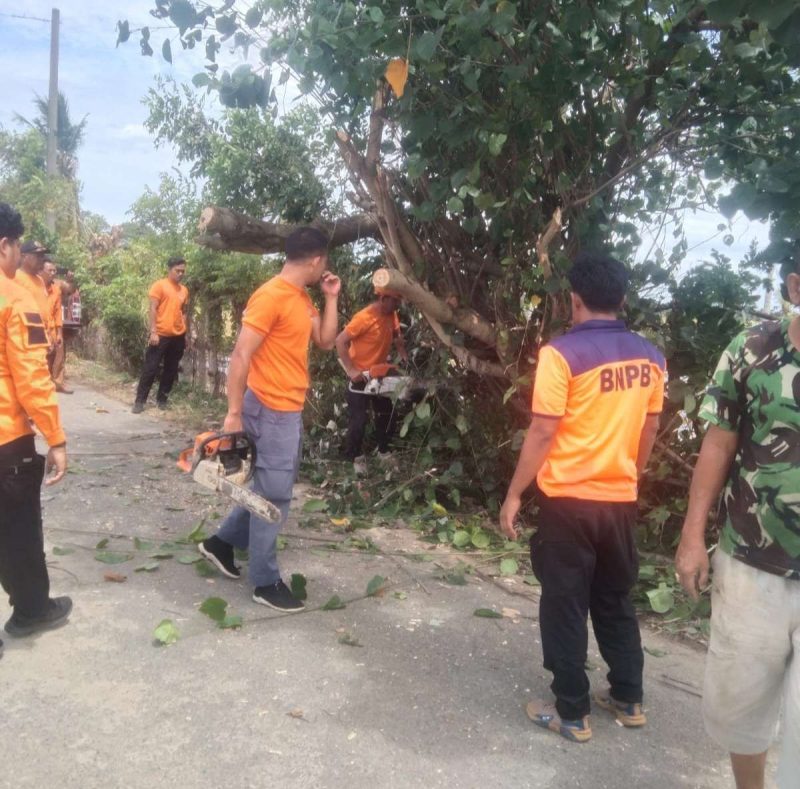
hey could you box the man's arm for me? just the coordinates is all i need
[148,297,159,346]
[675,424,738,599]
[335,329,365,381]
[222,325,265,434]
[311,272,341,350]
[636,414,660,477]
[498,417,560,539]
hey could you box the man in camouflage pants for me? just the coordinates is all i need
[676,254,800,789]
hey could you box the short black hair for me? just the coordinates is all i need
[167,256,186,269]
[567,250,628,312]
[285,227,329,262]
[0,203,24,241]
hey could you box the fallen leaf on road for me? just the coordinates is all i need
[501,607,521,619]
[103,571,127,583]
[95,407,110,414]
[347,731,357,741]
[288,709,304,719]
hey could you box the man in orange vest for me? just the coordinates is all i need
[0,203,72,654]
[335,286,407,471]
[132,256,190,413]
[42,257,73,394]
[15,240,52,342]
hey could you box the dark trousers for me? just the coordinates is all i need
[531,493,643,720]
[0,436,50,618]
[344,383,396,460]
[135,334,185,405]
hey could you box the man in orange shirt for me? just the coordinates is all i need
[0,203,72,654]
[199,228,341,611]
[499,251,664,743]
[335,286,407,469]
[133,256,190,413]
[42,257,72,394]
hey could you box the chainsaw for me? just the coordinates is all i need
[176,431,282,523]
[346,363,428,401]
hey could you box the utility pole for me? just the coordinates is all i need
[45,7,60,233]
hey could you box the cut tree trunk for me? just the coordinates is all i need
[196,207,381,254]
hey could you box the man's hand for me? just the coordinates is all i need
[45,445,67,486]
[348,369,366,384]
[222,412,243,434]
[675,534,710,601]
[320,272,341,298]
[498,493,522,540]
[149,330,159,347]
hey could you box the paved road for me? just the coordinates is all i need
[0,383,738,788]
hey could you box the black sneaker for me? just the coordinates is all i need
[5,596,73,637]
[253,581,305,612]
[157,401,168,410]
[132,402,145,414]
[198,536,241,579]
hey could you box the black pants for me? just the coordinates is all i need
[135,334,185,405]
[0,435,50,618]
[531,493,643,720]
[344,383,396,460]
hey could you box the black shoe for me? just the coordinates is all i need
[5,596,73,637]
[0,638,3,659]
[132,402,144,414]
[253,581,305,612]
[198,536,241,579]
[157,401,168,410]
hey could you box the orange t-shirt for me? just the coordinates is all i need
[532,320,665,502]
[0,274,65,448]
[15,270,51,339]
[345,304,401,371]
[243,276,320,412]
[46,282,63,332]
[149,278,189,337]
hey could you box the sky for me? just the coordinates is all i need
[0,0,770,268]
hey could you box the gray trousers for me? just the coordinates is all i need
[216,389,302,587]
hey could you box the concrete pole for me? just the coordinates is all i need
[45,7,60,233]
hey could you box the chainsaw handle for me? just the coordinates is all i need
[193,431,257,483]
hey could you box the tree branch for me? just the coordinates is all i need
[196,207,381,254]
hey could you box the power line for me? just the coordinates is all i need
[0,12,53,23]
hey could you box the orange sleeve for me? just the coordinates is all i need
[51,291,63,329]
[647,364,666,415]
[7,304,65,446]
[531,345,571,418]
[148,280,163,302]
[345,310,370,339]
[242,287,279,336]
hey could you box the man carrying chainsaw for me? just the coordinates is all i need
[336,286,408,473]
[199,227,340,612]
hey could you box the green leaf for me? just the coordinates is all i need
[182,520,207,544]
[447,196,465,214]
[149,552,174,559]
[199,596,228,622]
[455,415,468,434]
[499,558,519,576]
[646,583,675,614]
[338,632,362,646]
[431,501,447,517]
[415,30,440,61]
[322,595,346,610]
[53,546,74,556]
[95,538,109,550]
[644,646,667,658]
[135,561,160,572]
[394,591,408,600]
[192,73,211,88]
[302,498,329,513]
[452,530,471,548]
[116,20,131,47]
[474,608,503,618]
[195,561,219,578]
[95,551,133,565]
[162,39,173,64]
[366,575,387,596]
[368,6,385,23]
[290,573,308,601]
[177,555,202,564]
[134,538,154,551]
[153,619,179,646]
[415,401,431,420]
[488,133,508,156]
[219,614,243,630]
[471,529,491,549]
[245,6,263,28]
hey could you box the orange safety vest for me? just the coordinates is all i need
[0,274,65,448]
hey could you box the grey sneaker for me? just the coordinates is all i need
[5,596,73,637]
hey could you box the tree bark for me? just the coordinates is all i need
[196,207,381,254]
[372,268,497,348]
